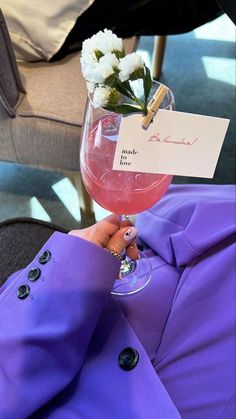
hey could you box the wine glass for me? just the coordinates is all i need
[80,80,175,295]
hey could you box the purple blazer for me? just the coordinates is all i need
[0,185,235,418]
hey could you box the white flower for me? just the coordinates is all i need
[99,52,119,68]
[88,29,123,55]
[86,81,96,94]
[118,52,144,82]
[80,50,97,81]
[81,63,97,83]
[94,52,119,83]
[93,86,112,108]
[93,86,119,108]
[80,29,153,115]
[80,38,98,74]
[82,52,119,84]
[80,53,96,72]
[80,29,123,76]
[94,52,119,82]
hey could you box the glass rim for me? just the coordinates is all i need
[151,80,175,109]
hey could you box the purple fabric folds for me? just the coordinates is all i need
[0,184,235,418]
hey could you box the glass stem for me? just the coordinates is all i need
[118,214,137,278]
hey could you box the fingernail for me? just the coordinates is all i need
[124,227,138,242]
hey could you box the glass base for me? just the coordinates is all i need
[111,252,152,296]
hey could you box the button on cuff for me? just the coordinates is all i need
[17,284,30,299]
[39,250,51,264]
[28,267,41,282]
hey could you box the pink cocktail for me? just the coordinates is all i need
[80,114,172,214]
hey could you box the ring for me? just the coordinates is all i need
[128,244,136,249]
[106,248,123,261]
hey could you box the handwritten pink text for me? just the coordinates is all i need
[148,134,199,146]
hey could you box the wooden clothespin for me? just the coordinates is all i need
[142,85,168,129]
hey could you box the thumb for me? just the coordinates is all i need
[106,226,138,259]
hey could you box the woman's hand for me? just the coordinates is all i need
[69,214,139,260]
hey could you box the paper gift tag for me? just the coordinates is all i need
[112,110,230,178]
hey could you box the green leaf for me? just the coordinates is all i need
[112,49,125,59]
[104,76,134,101]
[129,67,145,81]
[104,73,117,87]
[104,104,143,115]
[116,80,134,98]
[121,80,135,95]
[94,49,104,60]
[143,65,152,105]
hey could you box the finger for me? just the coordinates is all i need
[96,214,134,248]
[126,241,139,260]
[106,226,138,257]
[118,215,133,228]
[96,213,121,236]
[68,214,120,246]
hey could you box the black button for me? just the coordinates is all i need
[118,347,139,371]
[39,250,51,264]
[17,284,30,299]
[28,267,41,282]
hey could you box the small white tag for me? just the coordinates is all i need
[112,110,230,178]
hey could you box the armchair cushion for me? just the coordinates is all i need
[1,0,95,62]
[18,53,87,125]
[4,52,88,171]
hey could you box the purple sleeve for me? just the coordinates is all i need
[0,232,120,418]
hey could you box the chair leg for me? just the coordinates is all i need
[152,35,167,80]
[64,170,94,219]
[123,36,140,54]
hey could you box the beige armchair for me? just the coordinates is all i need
[0,8,93,221]
[0,8,138,223]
